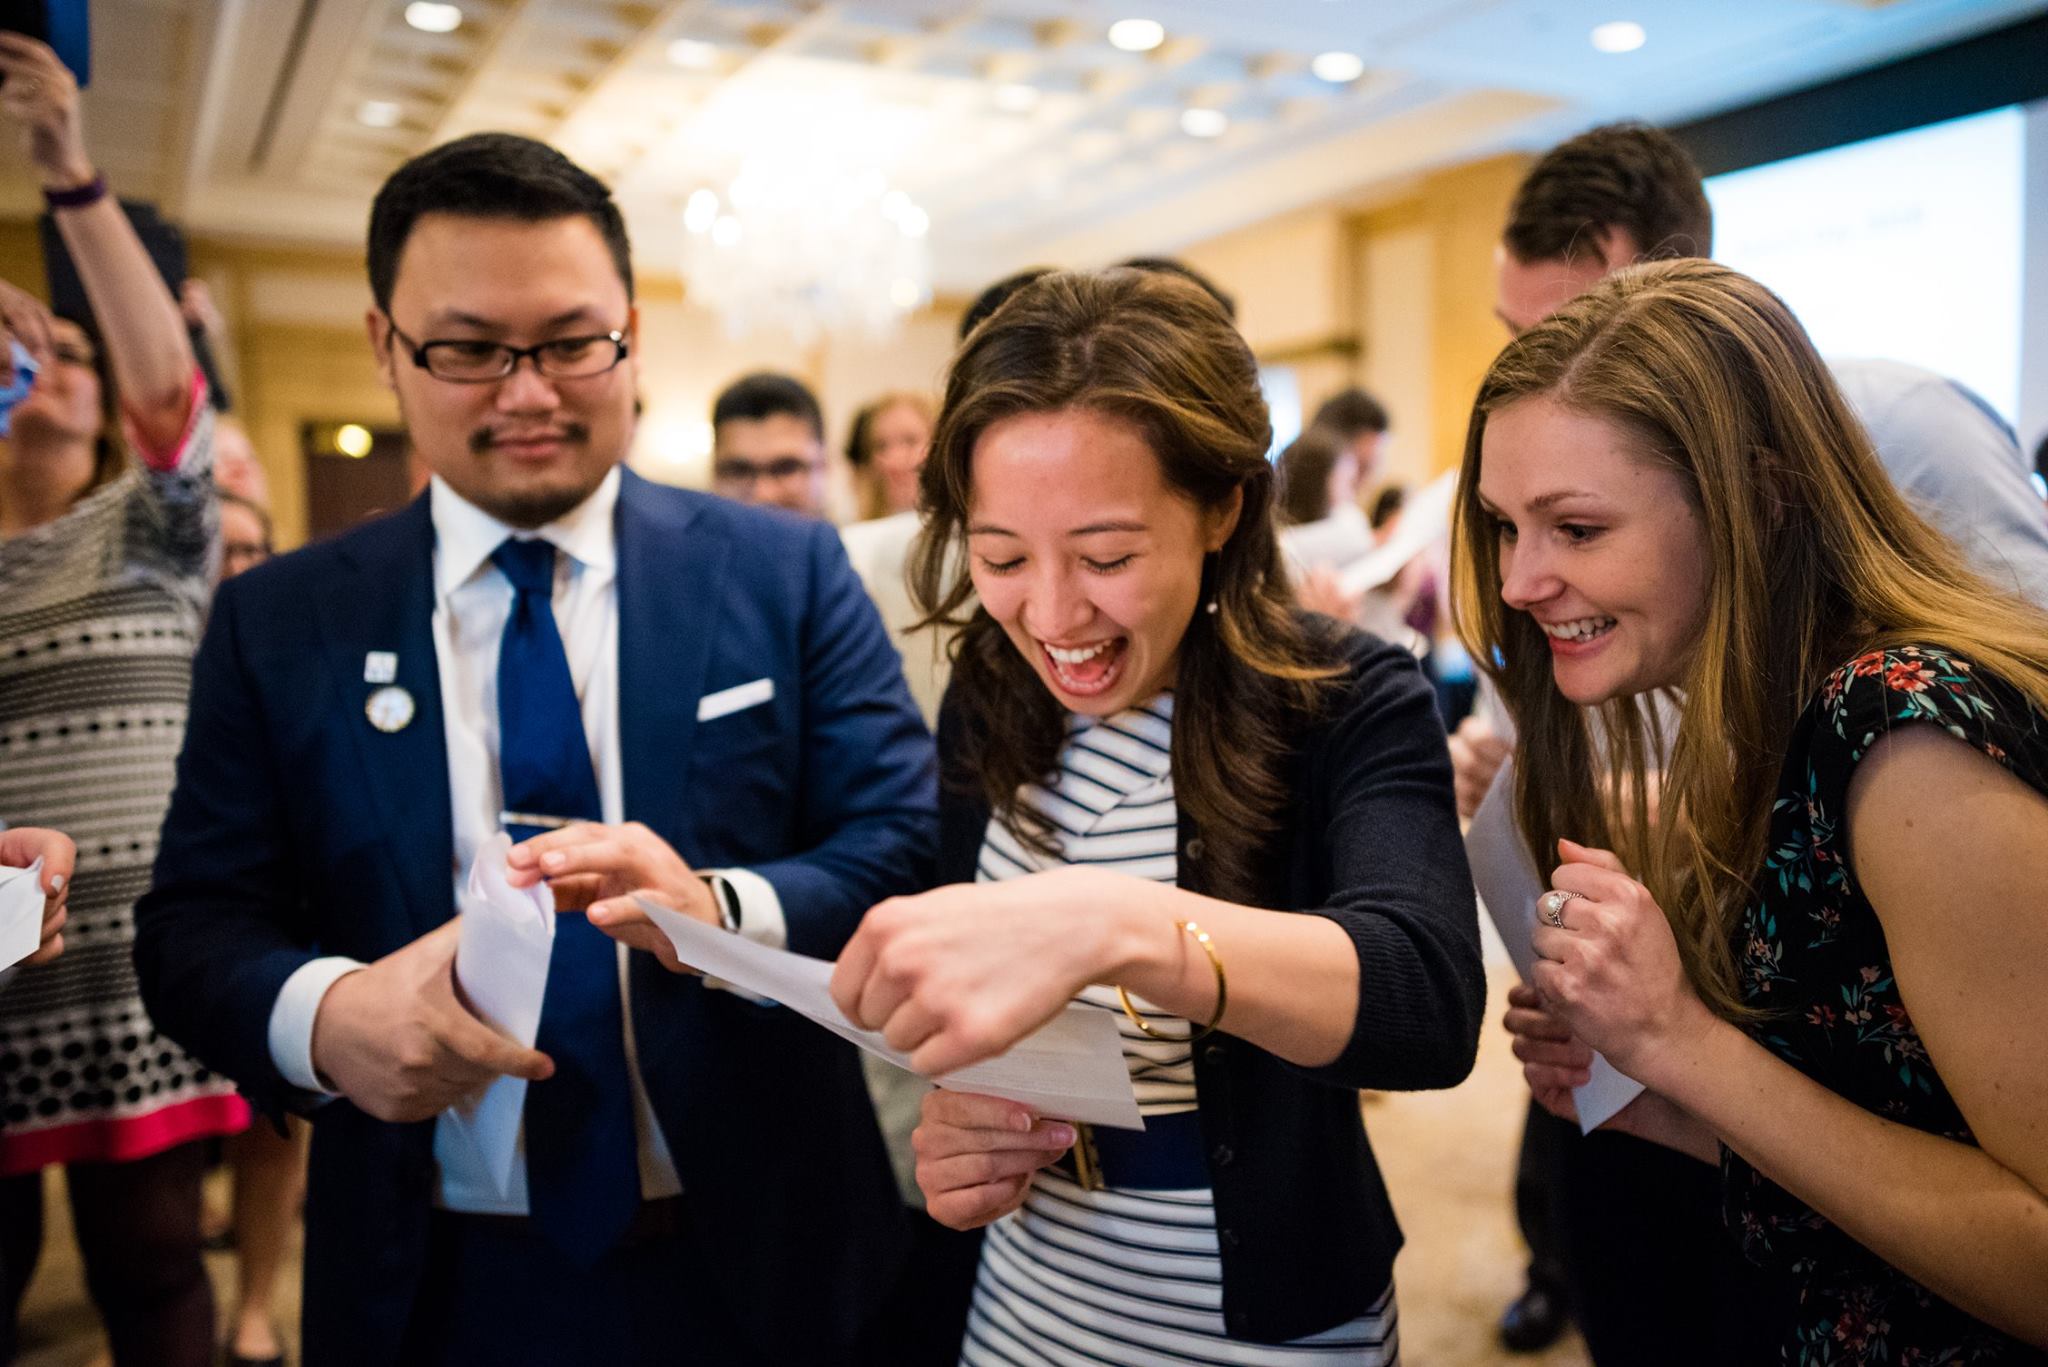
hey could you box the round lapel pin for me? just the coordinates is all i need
[365,685,416,734]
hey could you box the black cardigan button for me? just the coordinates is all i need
[1218,1227,1240,1250]
[1202,1042,1227,1066]
[1210,1143,1235,1167]
[1184,837,1205,862]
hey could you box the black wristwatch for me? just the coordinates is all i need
[699,872,742,932]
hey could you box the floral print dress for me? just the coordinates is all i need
[1726,646,2048,1365]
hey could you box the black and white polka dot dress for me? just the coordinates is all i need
[0,408,247,1175]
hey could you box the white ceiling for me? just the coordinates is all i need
[22,0,2048,291]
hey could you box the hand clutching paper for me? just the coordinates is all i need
[1465,760,1645,1133]
[449,832,555,1196]
[0,859,46,972]
[634,895,1144,1131]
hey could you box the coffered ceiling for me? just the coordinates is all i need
[19,0,2048,291]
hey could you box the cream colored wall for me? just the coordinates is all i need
[1353,155,1531,479]
[1173,153,1531,485]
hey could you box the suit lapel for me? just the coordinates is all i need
[314,492,456,939]
[615,469,727,852]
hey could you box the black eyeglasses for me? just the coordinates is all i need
[387,322,629,383]
[714,456,820,485]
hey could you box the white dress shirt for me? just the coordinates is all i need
[265,467,786,1213]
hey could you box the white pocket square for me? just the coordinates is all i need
[697,677,775,722]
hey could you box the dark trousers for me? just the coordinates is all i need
[1561,1128,1788,1365]
[399,1202,771,1367]
[0,1140,214,1367]
[854,1214,983,1367]
[1514,1099,1577,1300]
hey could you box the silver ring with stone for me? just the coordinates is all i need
[1539,889,1584,928]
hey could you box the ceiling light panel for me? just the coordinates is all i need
[404,2,462,34]
[1108,18,1167,52]
[1590,21,1647,53]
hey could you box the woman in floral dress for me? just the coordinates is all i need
[1464,259,2048,1362]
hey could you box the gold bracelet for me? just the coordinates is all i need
[1116,920,1227,1044]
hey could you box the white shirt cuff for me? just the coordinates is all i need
[708,866,786,950]
[268,955,366,1093]
[698,867,785,1003]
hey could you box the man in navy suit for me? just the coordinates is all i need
[135,133,935,1366]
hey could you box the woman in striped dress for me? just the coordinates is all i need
[830,268,1487,1364]
[0,36,236,1367]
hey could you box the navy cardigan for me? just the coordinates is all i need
[935,627,1486,1344]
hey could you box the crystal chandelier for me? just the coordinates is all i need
[680,162,933,343]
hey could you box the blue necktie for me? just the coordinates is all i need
[490,537,639,1264]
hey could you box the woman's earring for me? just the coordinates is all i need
[1205,599,1219,615]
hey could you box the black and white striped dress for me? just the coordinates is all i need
[962,694,1399,1366]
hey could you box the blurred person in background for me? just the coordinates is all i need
[959,268,1054,342]
[209,477,297,1367]
[217,492,272,583]
[1309,388,1390,498]
[845,390,933,523]
[838,382,964,1362]
[1116,255,1237,321]
[1276,423,1372,566]
[0,34,230,1367]
[710,371,829,517]
[210,414,269,510]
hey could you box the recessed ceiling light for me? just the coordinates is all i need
[710,216,742,247]
[667,38,718,69]
[890,278,922,309]
[1590,21,1646,53]
[1180,107,1227,138]
[1311,51,1365,84]
[356,100,402,128]
[403,2,462,33]
[683,189,720,234]
[1108,19,1165,53]
[995,83,1041,113]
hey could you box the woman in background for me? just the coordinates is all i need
[846,390,934,522]
[842,390,948,723]
[1468,259,2048,1362]
[0,35,232,1367]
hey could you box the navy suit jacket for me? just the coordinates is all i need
[135,470,936,1364]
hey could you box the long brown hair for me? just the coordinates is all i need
[912,268,1338,900]
[1451,258,2048,1018]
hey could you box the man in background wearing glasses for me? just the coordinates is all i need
[135,133,935,1367]
[709,370,831,518]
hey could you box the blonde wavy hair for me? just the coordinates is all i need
[1451,258,2048,1018]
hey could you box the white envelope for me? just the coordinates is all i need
[635,895,1145,1130]
[1466,762,1646,1133]
[449,833,556,1197]
[0,860,46,971]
